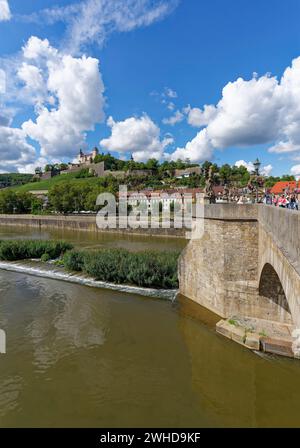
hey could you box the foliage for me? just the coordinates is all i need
[41,253,51,262]
[0,240,73,261]
[0,190,43,214]
[93,152,197,172]
[7,170,102,193]
[62,249,85,271]
[48,181,110,213]
[0,173,33,189]
[74,168,94,179]
[5,157,295,213]
[63,248,179,289]
[45,163,68,172]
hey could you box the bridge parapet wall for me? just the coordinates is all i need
[258,205,300,275]
[199,203,258,221]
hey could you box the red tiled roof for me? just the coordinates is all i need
[270,181,300,195]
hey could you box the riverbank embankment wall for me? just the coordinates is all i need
[0,214,185,238]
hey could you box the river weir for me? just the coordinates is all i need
[0,260,177,301]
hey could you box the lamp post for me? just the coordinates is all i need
[253,158,261,176]
[253,158,261,202]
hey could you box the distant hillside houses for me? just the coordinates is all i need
[174,166,202,179]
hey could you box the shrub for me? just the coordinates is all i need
[126,251,179,289]
[41,253,51,262]
[62,248,179,289]
[83,249,128,283]
[63,249,85,271]
[0,240,73,261]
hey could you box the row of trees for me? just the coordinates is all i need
[0,173,33,188]
[47,175,122,213]
[0,191,43,214]
[48,183,107,213]
[93,153,198,172]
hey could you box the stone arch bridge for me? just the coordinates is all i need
[179,204,300,340]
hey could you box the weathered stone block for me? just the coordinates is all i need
[231,325,246,345]
[216,320,232,340]
[260,337,294,358]
[244,333,260,350]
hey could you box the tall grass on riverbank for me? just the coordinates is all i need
[63,248,179,289]
[0,239,179,289]
[0,240,73,261]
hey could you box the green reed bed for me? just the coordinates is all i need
[0,240,73,261]
[63,248,179,289]
[0,239,179,289]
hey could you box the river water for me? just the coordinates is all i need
[0,225,187,252]
[1,227,300,427]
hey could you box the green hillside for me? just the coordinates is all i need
[8,172,101,192]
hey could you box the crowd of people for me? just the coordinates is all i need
[263,193,299,209]
[216,191,299,209]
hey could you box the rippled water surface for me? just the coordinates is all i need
[1,271,300,427]
[0,225,187,252]
[1,227,300,427]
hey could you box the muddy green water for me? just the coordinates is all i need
[0,225,187,252]
[1,227,300,427]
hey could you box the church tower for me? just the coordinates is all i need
[92,147,99,161]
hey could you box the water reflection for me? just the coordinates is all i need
[26,288,109,373]
[177,295,300,427]
[1,271,300,427]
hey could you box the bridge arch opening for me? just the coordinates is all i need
[259,263,292,324]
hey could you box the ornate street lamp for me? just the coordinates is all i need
[253,158,261,203]
[253,158,261,176]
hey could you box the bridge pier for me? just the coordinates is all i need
[179,204,300,356]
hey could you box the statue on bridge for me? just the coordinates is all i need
[222,184,230,202]
[204,166,216,204]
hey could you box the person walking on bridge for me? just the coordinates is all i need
[278,194,287,208]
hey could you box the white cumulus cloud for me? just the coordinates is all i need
[235,160,273,177]
[20,37,105,158]
[0,0,11,22]
[172,56,300,162]
[291,165,300,178]
[17,63,47,105]
[0,68,5,94]
[162,110,184,126]
[0,126,36,172]
[185,104,217,127]
[261,164,273,177]
[101,115,173,161]
[170,129,214,162]
[235,160,255,172]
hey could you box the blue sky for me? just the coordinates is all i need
[1,0,300,176]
